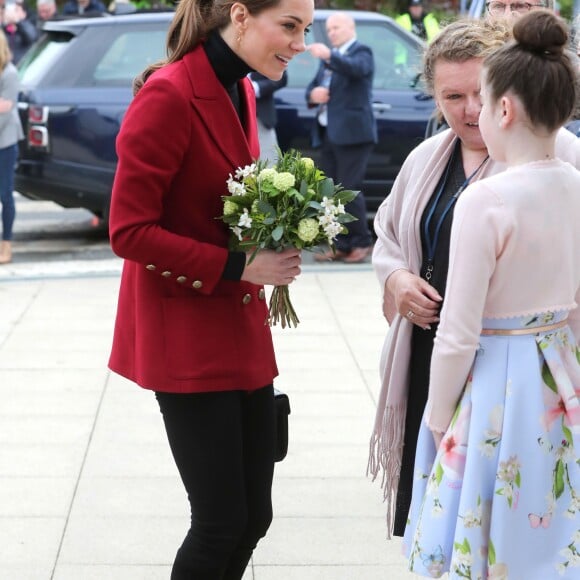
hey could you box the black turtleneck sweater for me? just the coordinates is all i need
[203,30,253,280]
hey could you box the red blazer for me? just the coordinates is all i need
[108,44,278,393]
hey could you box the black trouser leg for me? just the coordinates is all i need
[316,135,373,252]
[155,385,275,580]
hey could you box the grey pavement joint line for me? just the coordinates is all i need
[0,281,42,349]
[49,369,112,580]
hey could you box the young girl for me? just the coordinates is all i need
[404,10,580,579]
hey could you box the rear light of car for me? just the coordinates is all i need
[22,103,50,149]
[28,105,49,124]
[28,126,49,148]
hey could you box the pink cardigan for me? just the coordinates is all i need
[369,127,580,537]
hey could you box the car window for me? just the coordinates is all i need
[286,50,318,89]
[18,33,73,86]
[93,30,167,86]
[356,22,424,91]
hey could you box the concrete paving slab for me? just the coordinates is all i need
[57,515,184,565]
[274,443,370,479]
[0,415,94,444]
[52,565,253,580]
[0,367,108,391]
[253,517,393,566]
[0,348,108,370]
[0,477,76,517]
[53,564,173,580]
[81,439,177,479]
[253,564,414,580]
[272,477,386,518]
[70,476,186,517]
[0,388,102,417]
[0,442,88,478]
[0,516,64,572]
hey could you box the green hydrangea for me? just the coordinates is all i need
[273,171,295,192]
[223,200,239,216]
[297,218,319,243]
[258,168,277,184]
[301,157,315,170]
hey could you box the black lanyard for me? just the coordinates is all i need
[423,140,489,282]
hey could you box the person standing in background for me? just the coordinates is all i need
[396,0,440,42]
[62,0,106,15]
[249,70,287,164]
[0,29,23,264]
[36,0,58,28]
[1,0,37,63]
[306,11,376,264]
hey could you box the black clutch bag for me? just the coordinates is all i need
[274,389,290,462]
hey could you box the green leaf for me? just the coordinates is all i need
[435,462,444,485]
[576,346,580,365]
[541,362,558,392]
[554,459,565,499]
[515,471,521,488]
[338,213,358,224]
[291,189,305,203]
[257,200,276,216]
[319,178,336,197]
[335,189,357,204]
[488,540,496,565]
[562,423,573,446]
[454,538,470,554]
[272,225,284,241]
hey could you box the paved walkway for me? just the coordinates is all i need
[0,256,416,579]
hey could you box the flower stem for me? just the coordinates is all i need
[268,285,300,328]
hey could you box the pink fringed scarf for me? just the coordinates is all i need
[367,131,459,538]
[367,315,412,539]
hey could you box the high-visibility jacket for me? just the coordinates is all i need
[395,12,440,42]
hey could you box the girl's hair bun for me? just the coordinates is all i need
[513,10,568,58]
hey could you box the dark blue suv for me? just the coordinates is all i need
[16,10,434,221]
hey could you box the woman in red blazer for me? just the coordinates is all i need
[108,0,312,576]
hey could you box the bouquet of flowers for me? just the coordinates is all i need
[220,148,357,328]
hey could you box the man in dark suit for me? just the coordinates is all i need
[249,71,287,165]
[306,11,376,263]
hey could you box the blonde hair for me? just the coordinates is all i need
[0,30,12,71]
[423,18,512,95]
[134,0,284,94]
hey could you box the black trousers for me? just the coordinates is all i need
[317,128,373,252]
[155,385,275,580]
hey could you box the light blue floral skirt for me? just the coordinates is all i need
[403,312,580,579]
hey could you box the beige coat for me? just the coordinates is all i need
[368,127,580,537]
